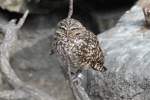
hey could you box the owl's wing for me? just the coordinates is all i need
[74,30,106,72]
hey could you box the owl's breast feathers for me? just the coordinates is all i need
[55,18,106,72]
[67,30,106,72]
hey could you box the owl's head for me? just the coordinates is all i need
[56,18,86,37]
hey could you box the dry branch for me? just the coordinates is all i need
[65,51,91,100]
[0,10,29,88]
[67,0,73,18]
[62,0,91,99]
[0,10,53,100]
[67,65,91,100]
[75,85,91,100]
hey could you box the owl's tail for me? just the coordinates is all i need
[100,66,107,72]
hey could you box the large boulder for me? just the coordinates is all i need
[0,0,136,13]
[87,5,150,100]
[1,1,148,100]
[0,0,26,12]
[0,0,132,34]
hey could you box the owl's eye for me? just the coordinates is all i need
[60,26,67,30]
[71,27,79,31]
[56,27,65,34]
[56,30,64,37]
[75,32,80,36]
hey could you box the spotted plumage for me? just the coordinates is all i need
[53,18,106,73]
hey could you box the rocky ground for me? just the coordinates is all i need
[89,5,150,100]
[1,0,149,100]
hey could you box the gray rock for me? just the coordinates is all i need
[0,0,126,35]
[6,15,75,100]
[1,1,148,100]
[0,0,26,12]
[87,5,150,100]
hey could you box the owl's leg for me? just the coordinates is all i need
[71,70,84,86]
[49,35,56,55]
[72,73,82,86]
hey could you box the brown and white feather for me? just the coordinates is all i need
[54,18,106,73]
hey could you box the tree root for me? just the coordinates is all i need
[0,10,53,100]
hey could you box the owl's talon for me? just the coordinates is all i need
[71,73,84,86]
[72,76,81,86]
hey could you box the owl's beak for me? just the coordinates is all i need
[66,31,69,38]
[66,31,69,35]
[66,31,71,38]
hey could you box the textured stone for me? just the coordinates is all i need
[3,14,74,100]
[0,0,26,12]
[0,0,128,34]
[87,5,150,100]
[0,1,148,100]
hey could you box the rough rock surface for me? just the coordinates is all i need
[0,13,74,100]
[0,0,136,13]
[0,1,149,100]
[0,0,126,34]
[87,5,150,100]
[0,0,26,12]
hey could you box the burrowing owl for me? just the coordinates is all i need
[54,18,107,74]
